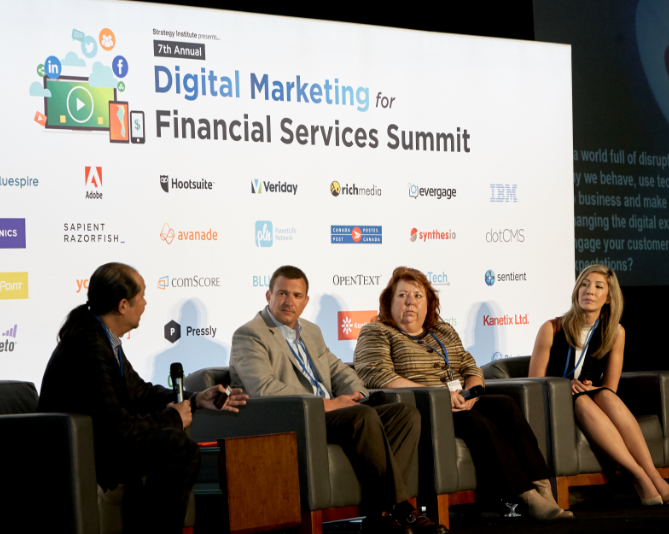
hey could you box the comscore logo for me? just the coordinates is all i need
[0,272,29,300]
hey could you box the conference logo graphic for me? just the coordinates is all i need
[160,175,214,193]
[485,270,527,286]
[338,310,377,340]
[0,174,40,189]
[483,313,529,326]
[157,275,221,289]
[486,229,525,243]
[251,179,298,195]
[330,181,381,197]
[490,184,518,203]
[85,166,103,199]
[0,324,18,353]
[255,221,296,247]
[426,271,449,286]
[331,225,382,244]
[408,184,456,200]
[0,218,27,249]
[64,222,123,243]
[160,223,218,244]
[410,228,456,242]
[164,320,217,343]
[0,272,29,300]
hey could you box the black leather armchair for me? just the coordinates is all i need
[184,367,419,534]
[0,380,100,533]
[481,357,669,508]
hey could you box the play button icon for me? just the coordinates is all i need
[66,86,94,124]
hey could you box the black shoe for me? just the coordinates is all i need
[362,514,414,534]
[399,510,448,534]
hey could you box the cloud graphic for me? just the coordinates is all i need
[61,51,86,67]
[88,61,118,88]
[29,82,51,97]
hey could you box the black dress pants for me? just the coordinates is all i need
[325,402,421,512]
[452,395,549,501]
[115,427,201,534]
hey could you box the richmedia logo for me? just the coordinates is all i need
[157,275,221,289]
[331,181,381,197]
[426,271,449,286]
[255,221,296,247]
[160,223,218,244]
[490,184,518,203]
[64,223,123,243]
[85,166,103,200]
[251,179,298,195]
[331,225,382,244]
[410,228,456,242]
[0,324,18,353]
[408,184,456,200]
[486,229,525,243]
[160,175,214,193]
[253,275,271,287]
[333,274,382,286]
[0,174,39,189]
[483,313,529,326]
[485,270,527,286]
[0,218,26,249]
[0,272,29,300]
[164,320,217,344]
[338,310,377,340]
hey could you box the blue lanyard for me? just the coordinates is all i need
[286,339,325,397]
[401,329,455,381]
[93,315,124,377]
[562,320,598,379]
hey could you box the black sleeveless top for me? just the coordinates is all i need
[546,318,610,386]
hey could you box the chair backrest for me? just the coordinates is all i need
[481,356,531,379]
[184,367,231,392]
[0,380,39,414]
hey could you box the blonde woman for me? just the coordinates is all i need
[529,264,669,505]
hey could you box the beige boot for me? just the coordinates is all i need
[518,489,567,521]
[532,479,574,518]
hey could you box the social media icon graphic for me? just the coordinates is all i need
[72,29,85,42]
[34,111,47,127]
[82,35,98,58]
[66,86,95,124]
[164,320,181,343]
[45,56,62,79]
[117,81,125,92]
[160,175,169,192]
[109,101,129,143]
[410,228,418,242]
[331,181,341,196]
[99,28,116,51]
[112,56,128,78]
[85,166,102,187]
[36,64,45,77]
[160,223,175,244]
[255,221,273,247]
[408,184,418,199]
[158,276,169,290]
[485,270,495,286]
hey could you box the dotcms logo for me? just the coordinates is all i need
[331,225,382,244]
[338,311,377,340]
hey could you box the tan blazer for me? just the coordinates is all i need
[230,307,368,398]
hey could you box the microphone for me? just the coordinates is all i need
[170,362,185,403]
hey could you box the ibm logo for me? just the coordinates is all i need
[490,184,517,203]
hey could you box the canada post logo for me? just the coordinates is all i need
[331,225,382,244]
[0,272,29,300]
[338,310,377,340]
[0,219,26,249]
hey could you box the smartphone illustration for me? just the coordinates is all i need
[109,101,129,143]
[130,111,145,144]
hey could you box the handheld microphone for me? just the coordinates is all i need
[170,362,185,403]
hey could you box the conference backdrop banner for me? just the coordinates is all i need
[0,0,574,388]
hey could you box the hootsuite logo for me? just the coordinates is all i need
[331,181,381,197]
[410,228,455,242]
[0,323,18,353]
[160,223,218,244]
[338,310,377,340]
[331,225,382,244]
[0,219,26,249]
[160,174,214,193]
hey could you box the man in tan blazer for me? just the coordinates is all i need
[230,265,447,534]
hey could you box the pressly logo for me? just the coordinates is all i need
[164,319,217,343]
[490,184,518,203]
[251,179,298,195]
[0,219,26,249]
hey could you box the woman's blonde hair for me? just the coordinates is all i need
[562,264,623,359]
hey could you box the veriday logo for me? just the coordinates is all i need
[251,180,298,195]
[0,219,26,249]
[490,184,518,202]
[255,221,273,247]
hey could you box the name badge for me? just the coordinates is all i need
[447,380,463,392]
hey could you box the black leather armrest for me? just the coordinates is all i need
[184,367,231,392]
[484,379,548,461]
[0,413,99,533]
[190,395,329,511]
[371,388,417,406]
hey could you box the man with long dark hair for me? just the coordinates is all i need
[38,262,248,533]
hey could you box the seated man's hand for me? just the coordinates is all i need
[323,392,362,413]
[167,399,192,429]
[196,385,249,413]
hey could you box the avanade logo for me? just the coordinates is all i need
[251,179,298,195]
[160,223,218,245]
[0,218,26,249]
[0,272,29,300]
[338,310,377,340]
[85,166,103,200]
[331,225,382,244]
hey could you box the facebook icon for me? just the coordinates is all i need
[112,55,128,78]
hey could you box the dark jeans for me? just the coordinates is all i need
[453,395,549,501]
[116,427,201,534]
[325,402,421,512]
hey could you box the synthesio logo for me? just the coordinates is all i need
[410,228,455,242]
[338,310,376,340]
[490,184,518,203]
[85,166,103,200]
[408,183,456,200]
[160,174,214,193]
[330,181,381,197]
[0,323,18,353]
[0,218,26,249]
[331,225,382,244]
[251,179,298,195]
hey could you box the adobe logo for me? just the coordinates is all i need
[85,167,102,187]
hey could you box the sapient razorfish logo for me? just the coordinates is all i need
[338,310,376,340]
[410,228,455,242]
[0,272,29,300]
[331,225,382,244]
[0,218,26,249]
[0,324,18,353]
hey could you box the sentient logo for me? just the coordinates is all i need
[0,219,26,249]
[331,225,382,244]
[485,270,527,286]
[490,184,518,203]
[251,179,298,195]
